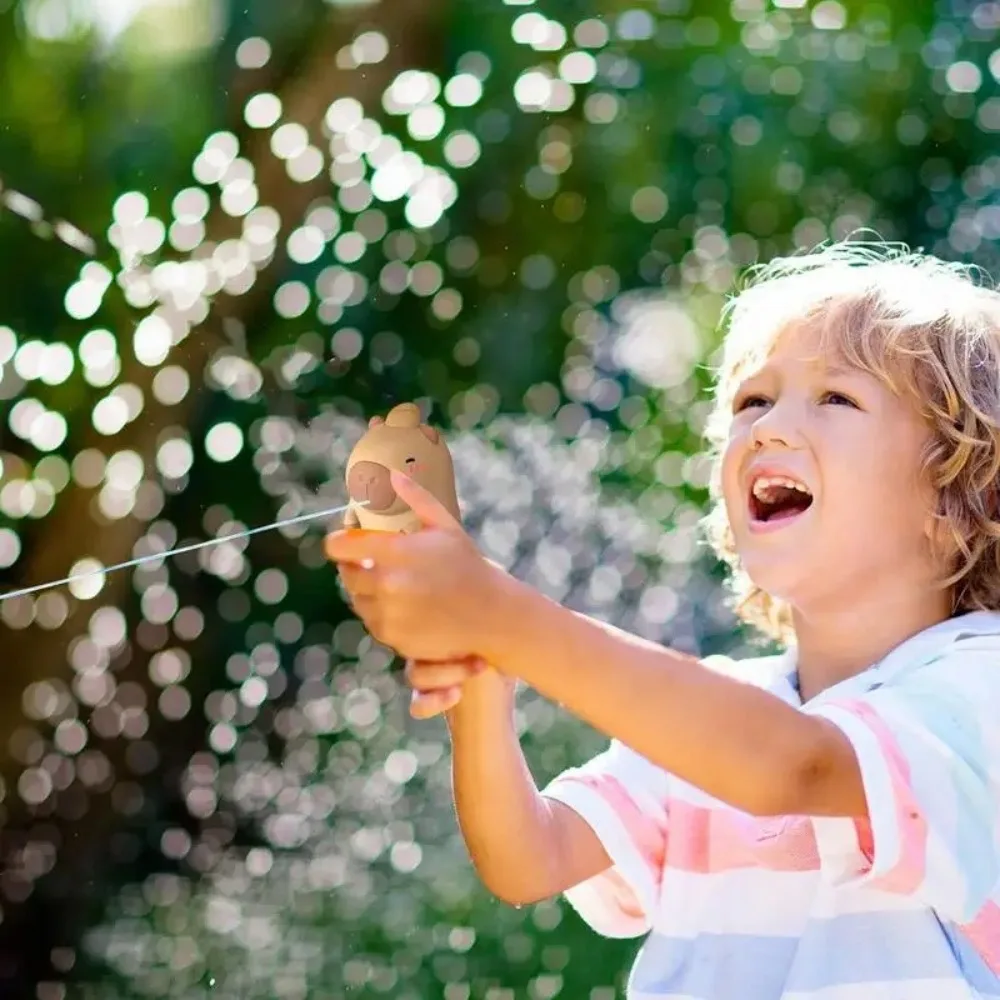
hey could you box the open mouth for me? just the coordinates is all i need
[748,475,813,524]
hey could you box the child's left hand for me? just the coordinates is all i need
[405,656,489,718]
[324,470,510,664]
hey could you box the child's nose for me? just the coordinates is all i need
[750,400,804,450]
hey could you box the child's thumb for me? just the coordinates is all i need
[410,686,461,719]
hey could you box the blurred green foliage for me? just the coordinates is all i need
[0,0,997,996]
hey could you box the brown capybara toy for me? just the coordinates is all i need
[343,402,460,533]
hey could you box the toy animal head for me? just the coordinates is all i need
[345,402,460,528]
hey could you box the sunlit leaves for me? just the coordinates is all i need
[2,0,1000,995]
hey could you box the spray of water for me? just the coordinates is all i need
[0,500,363,602]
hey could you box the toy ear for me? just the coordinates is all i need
[385,402,421,428]
[418,424,439,444]
[368,416,385,428]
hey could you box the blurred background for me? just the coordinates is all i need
[0,0,996,996]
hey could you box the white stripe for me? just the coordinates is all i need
[780,979,1000,1000]
[626,979,1000,1000]
[811,815,872,887]
[807,878,922,919]
[651,868,922,936]
[653,867,818,936]
[807,704,903,886]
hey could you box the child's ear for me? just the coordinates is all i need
[923,501,956,565]
[923,502,941,542]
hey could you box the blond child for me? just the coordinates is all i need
[327,241,1000,999]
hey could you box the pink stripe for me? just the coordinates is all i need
[566,772,667,878]
[833,700,928,895]
[959,901,1000,976]
[668,799,821,873]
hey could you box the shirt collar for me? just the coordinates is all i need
[776,610,1000,707]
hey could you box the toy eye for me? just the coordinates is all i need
[405,456,416,463]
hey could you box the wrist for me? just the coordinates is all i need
[475,562,557,672]
[446,668,516,732]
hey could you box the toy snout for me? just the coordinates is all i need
[347,460,405,512]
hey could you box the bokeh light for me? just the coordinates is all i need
[0,0,999,995]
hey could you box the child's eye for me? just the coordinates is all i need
[733,394,770,413]
[820,391,858,408]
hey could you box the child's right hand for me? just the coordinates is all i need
[405,657,512,719]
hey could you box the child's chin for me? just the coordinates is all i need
[741,560,807,603]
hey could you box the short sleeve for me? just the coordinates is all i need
[541,740,670,938]
[805,636,1000,923]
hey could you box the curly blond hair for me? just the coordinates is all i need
[702,239,1000,644]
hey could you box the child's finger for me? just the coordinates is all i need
[337,564,377,597]
[410,686,461,718]
[405,658,483,690]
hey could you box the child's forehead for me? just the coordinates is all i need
[726,319,856,380]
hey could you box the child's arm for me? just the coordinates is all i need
[326,478,861,820]
[482,575,866,820]
[445,668,612,905]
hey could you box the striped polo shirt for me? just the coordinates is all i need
[542,611,1000,999]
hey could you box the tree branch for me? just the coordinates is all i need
[0,0,447,991]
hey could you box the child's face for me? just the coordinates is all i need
[720,322,941,614]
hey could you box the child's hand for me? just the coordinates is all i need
[325,470,515,664]
[407,656,517,721]
[405,656,486,718]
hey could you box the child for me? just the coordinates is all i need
[326,240,1000,998]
